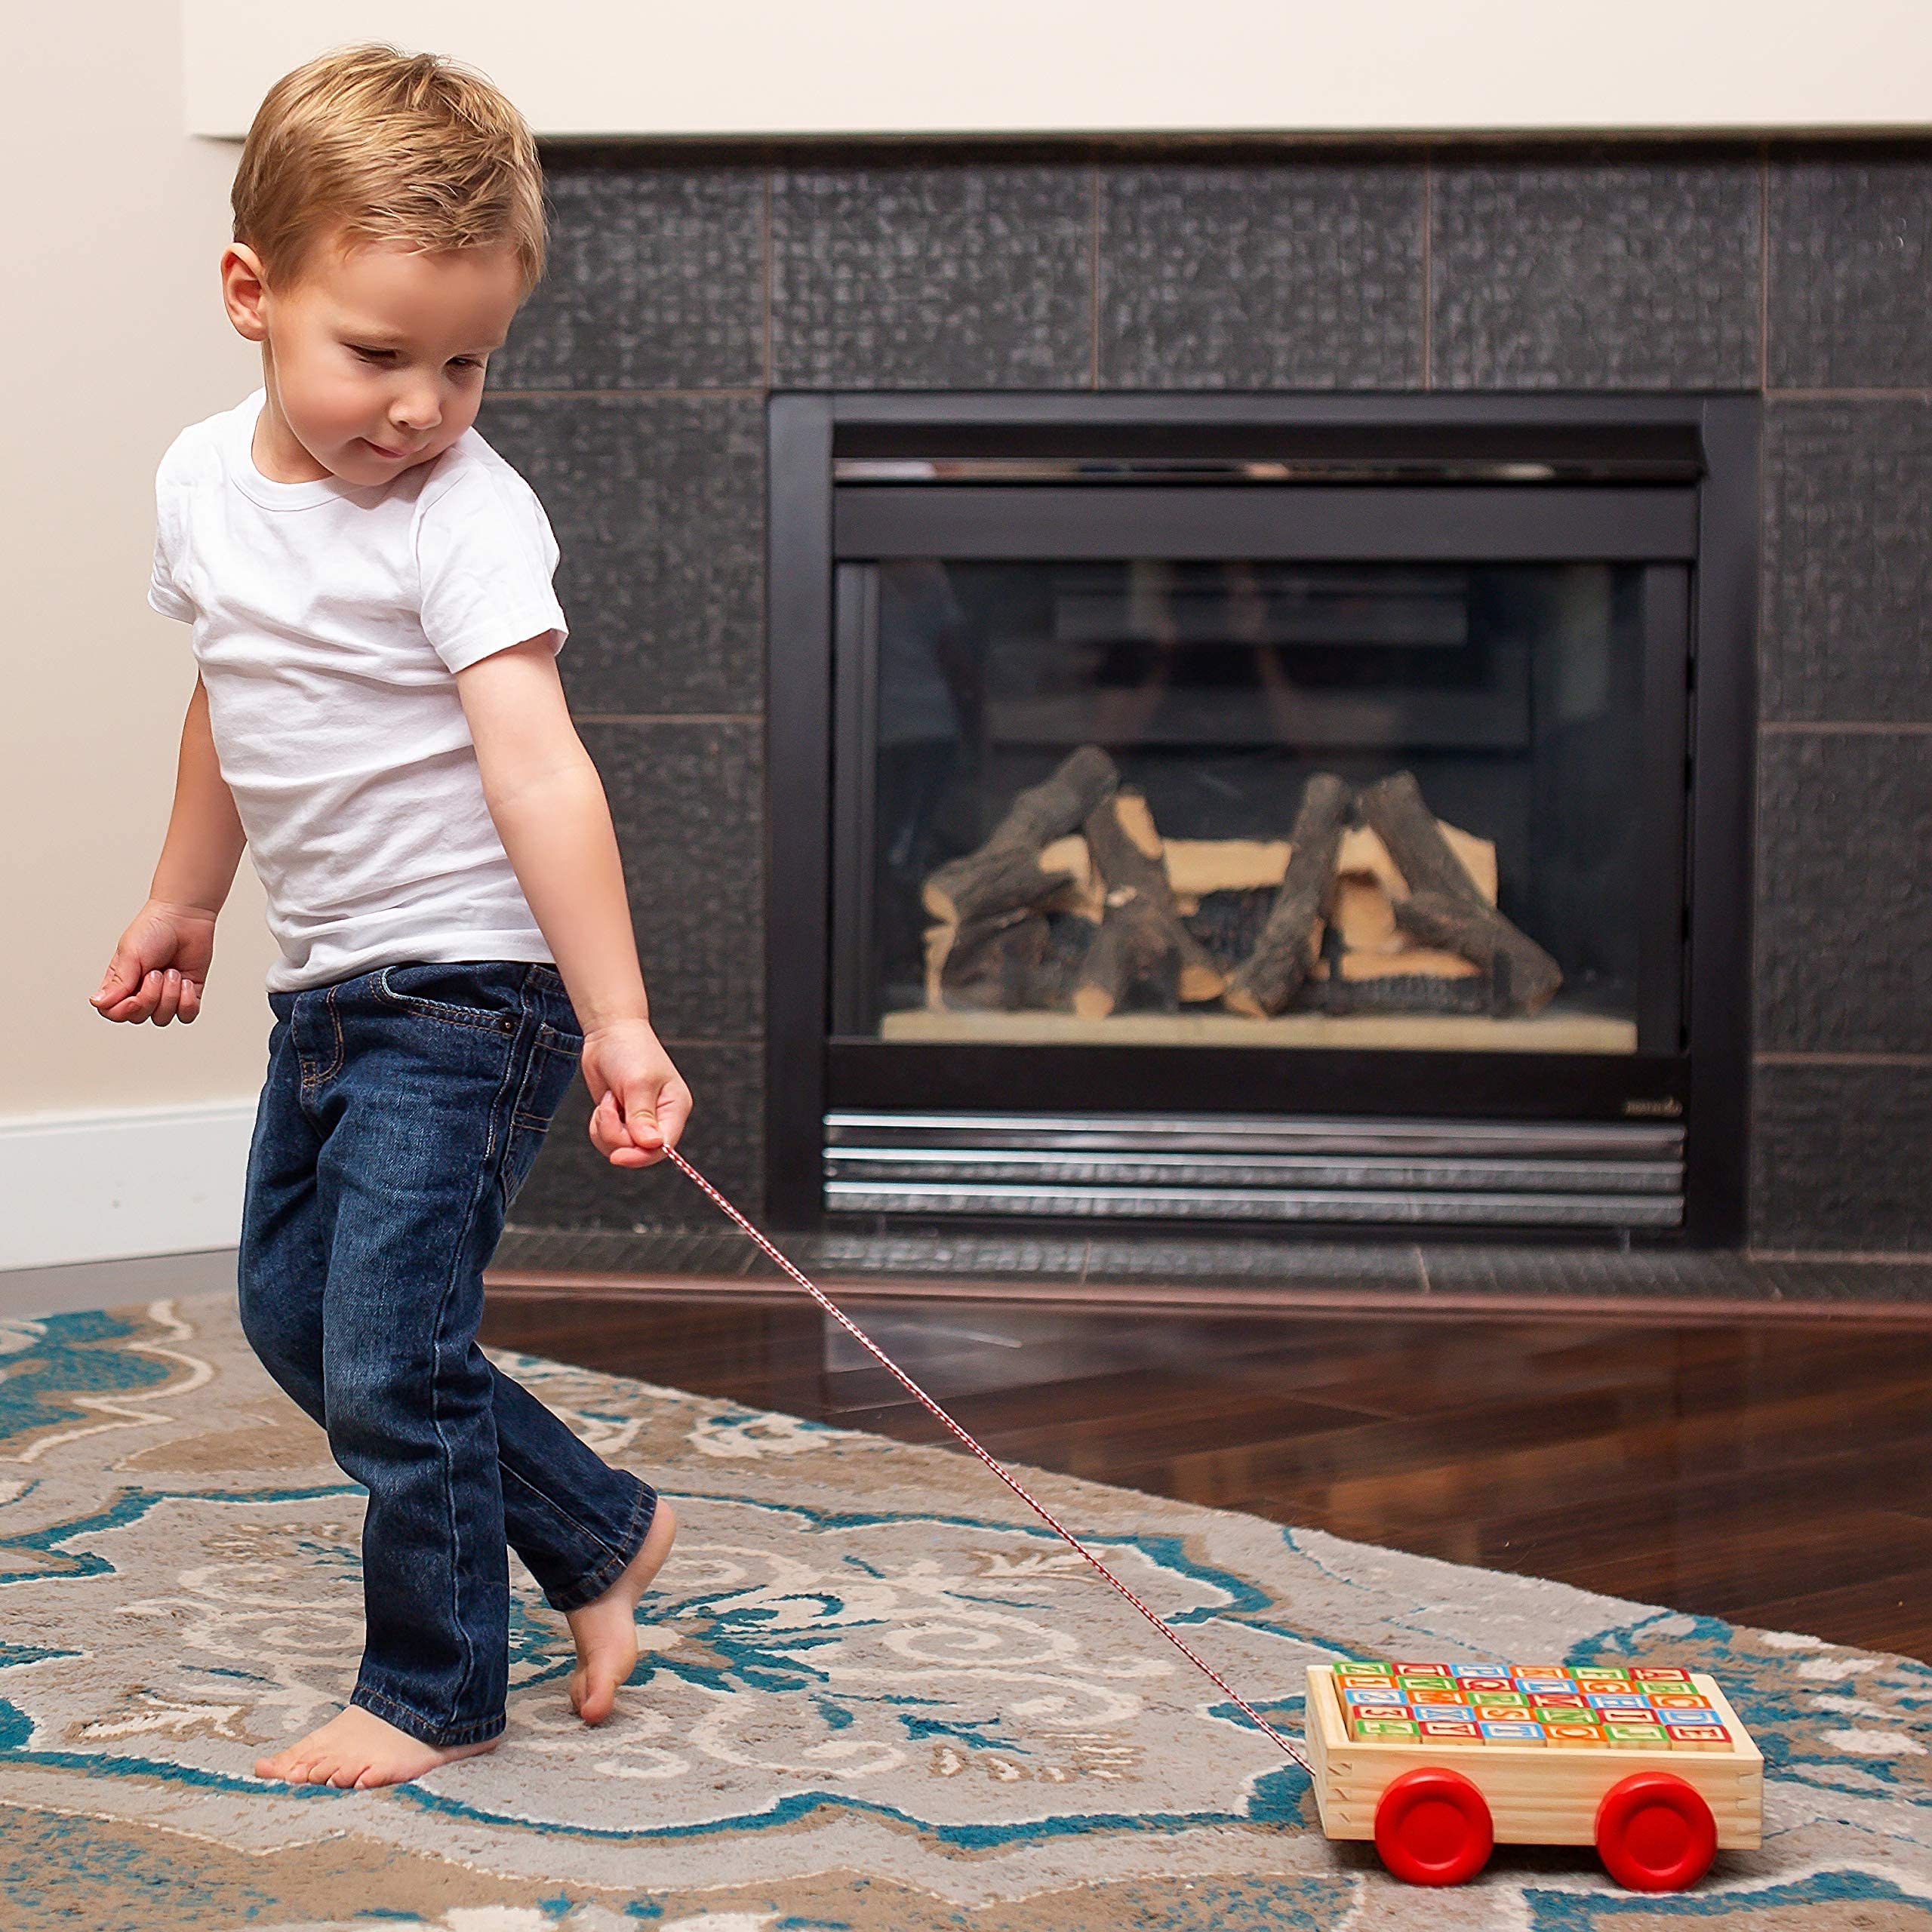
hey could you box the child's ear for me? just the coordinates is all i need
[220,245,271,342]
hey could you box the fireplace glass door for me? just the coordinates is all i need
[832,553,1688,1060]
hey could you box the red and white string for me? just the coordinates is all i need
[666,1144,1309,1769]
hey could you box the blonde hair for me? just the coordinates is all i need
[231,42,547,302]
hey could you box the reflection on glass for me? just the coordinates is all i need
[866,558,1647,1054]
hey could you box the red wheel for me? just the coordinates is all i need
[1595,1771,1718,1891]
[1373,1766,1494,1886]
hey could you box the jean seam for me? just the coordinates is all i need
[423,1028,522,1730]
[349,1682,505,1749]
[373,965,518,1036]
[546,1475,655,1614]
[500,1458,645,1603]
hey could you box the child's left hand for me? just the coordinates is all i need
[580,1020,693,1168]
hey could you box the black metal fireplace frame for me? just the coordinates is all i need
[766,392,1758,1244]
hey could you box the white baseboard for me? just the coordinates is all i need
[0,1100,257,1269]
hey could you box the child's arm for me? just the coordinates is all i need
[91,675,245,1026]
[455,635,693,1168]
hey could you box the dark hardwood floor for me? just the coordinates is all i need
[478,1285,1932,1664]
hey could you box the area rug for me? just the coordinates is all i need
[2,1293,1928,1931]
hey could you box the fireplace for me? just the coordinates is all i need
[767,394,1757,1242]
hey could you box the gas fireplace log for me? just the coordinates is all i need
[1073,791,1226,1017]
[1223,773,1352,1016]
[1356,771,1563,1016]
[1073,903,1181,1019]
[1389,891,1563,1015]
[923,746,1120,926]
[935,910,1050,1012]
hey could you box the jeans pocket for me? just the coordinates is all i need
[502,1025,583,1208]
[373,963,520,1036]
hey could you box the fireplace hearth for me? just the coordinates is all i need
[767,393,1757,1243]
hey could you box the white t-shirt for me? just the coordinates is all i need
[147,387,569,993]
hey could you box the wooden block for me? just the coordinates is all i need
[1529,1691,1589,1708]
[1411,1704,1476,1724]
[1650,1693,1713,1710]
[1632,1667,1693,1683]
[1517,1677,1576,1696]
[1508,1666,1573,1679]
[1480,1721,1546,1744]
[1587,1693,1654,1712]
[1336,1660,1394,1674]
[1343,1687,1406,1706]
[1396,1678,1457,1697]
[1352,1717,1420,1741]
[1604,1723,1668,1749]
[1666,1724,1731,1750]
[1449,1663,1512,1677]
[1458,1675,1513,1694]
[1544,1724,1607,1748]
[1575,1665,1633,1679]
[1392,1660,1449,1676]
[1420,1721,1481,1743]
[1473,1703,1534,1722]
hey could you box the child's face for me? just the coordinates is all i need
[222,226,525,485]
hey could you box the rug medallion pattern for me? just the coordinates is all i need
[1,1296,1927,1928]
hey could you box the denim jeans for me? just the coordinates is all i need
[239,958,657,1748]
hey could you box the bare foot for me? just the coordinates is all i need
[565,1494,678,1725]
[254,1704,498,1789]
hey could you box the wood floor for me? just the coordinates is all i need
[478,1286,1932,1665]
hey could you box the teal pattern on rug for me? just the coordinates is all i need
[1,1296,1927,1931]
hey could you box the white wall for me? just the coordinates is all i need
[3,3,272,1264]
[186,0,1932,140]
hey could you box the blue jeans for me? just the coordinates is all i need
[239,958,657,1748]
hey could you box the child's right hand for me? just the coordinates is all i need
[90,900,218,1025]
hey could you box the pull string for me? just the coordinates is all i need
[665,1145,1309,1769]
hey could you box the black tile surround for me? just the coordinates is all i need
[485,137,1932,1269]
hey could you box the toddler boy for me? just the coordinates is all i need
[90,42,687,1790]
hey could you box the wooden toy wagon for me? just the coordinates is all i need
[1304,1660,1763,1890]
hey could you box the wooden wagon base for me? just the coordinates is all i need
[1304,1665,1762,1890]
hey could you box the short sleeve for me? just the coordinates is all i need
[414,458,570,674]
[146,454,195,623]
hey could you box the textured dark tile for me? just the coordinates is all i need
[474,395,764,717]
[1423,1247,1770,1300]
[491,1225,762,1278]
[771,161,1094,388]
[1746,1257,1932,1300]
[1768,151,1932,389]
[1755,731,1932,1054]
[494,155,766,390]
[1083,1236,1423,1290]
[1761,399,1932,722]
[1426,1247,1932,1302]
[490,1224,1932,1301]
[1432,153,1761,389]
[511,1041,764,1233]
[799,1232,1090,1279]
[1097,161,1424,388]
[580,718,762,1040]
[1752,1060,1932,1251]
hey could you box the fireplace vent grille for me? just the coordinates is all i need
[823,1112,1684,1230]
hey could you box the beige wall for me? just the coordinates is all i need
[187,0,1932,138]
[5,2,272,1131]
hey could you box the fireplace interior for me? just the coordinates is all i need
[768,395,1756,1243]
